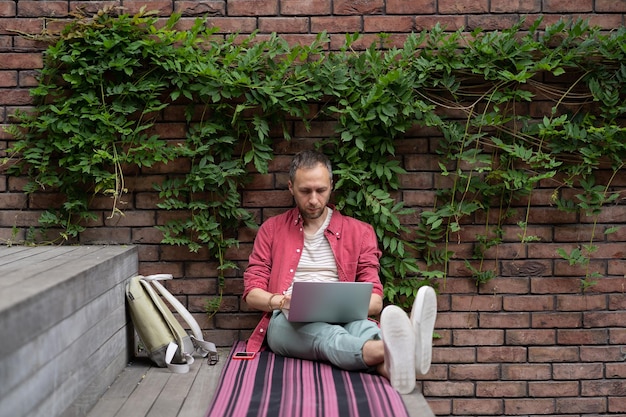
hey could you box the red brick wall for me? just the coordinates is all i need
[2,1,626,415]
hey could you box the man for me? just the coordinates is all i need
[243,149,437,394]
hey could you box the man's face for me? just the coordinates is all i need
[288,162,332,221]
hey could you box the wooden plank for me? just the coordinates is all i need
[146,362,203,417]
[0,246,137,357]
[112,367,172,417]
[178,350,229,417]
[84,361,152,417]
[0,245,50,266]
[60,348,131,417]
[13,312,129,417]
[0,246,99,289]
[1,281,127,398]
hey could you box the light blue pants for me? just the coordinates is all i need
[266,310,381,371]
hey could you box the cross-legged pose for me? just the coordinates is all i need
[243,149,438,394]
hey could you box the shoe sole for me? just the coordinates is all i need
[380,305,416,394]
[411,286,437,375]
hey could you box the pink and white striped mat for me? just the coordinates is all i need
[205,341,410,417]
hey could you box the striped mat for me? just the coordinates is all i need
[205,341,410,417]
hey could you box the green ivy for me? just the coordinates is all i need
[4,10,626,309]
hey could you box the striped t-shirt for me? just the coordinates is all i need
[285,208,338,296]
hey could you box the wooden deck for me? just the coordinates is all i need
[86,349,435,417]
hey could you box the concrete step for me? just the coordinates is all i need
[0,245,138,417]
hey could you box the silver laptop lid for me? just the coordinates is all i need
[287,281,373,323]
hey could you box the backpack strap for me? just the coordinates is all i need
[144,274,220,366]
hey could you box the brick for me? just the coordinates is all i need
[502,363,552,380]
[543,0,593,13]
[477,381,526,397]
[0,209,42,226]
[557,294,607,311]
[500,260,551,277]
[18,69,39,87]
[0,192,26,208]
[175,1,224,16]
[503,295,554,311]
[70,2,122,15]
[478,346,527,363]
[17,1,68,17]
[136,245,158,261]
[79,226,131,244]
[104,210,155,227]
[596,0,626,12]
[555,397,606,414]
[0,1,16,16]
[553,363,603,380]
[532,312,582,329]
[363,16,414,32]
[453,329,504,346]
[453,399,503,415]
[505,398,555,415]
[435,311,478,328]
[311,16,362,33]
[131,226,164,244]
[386,0,435,14]
[414,15,465,31]
[423,381,474,397]
[333,0,383,15]
[528,346,579,362]
[585,311,626,328]
[122,1,174,15]
[506,329,555,345]
[0,89,33,105]
[592,276,626,293]
[439,0,488,14]
[0,71,17,87]
[582,379,626,396]
[610,328,626,344]
[139,261,183,277]
[450,295,502,311]
[531,277,582,293]
[467,14,521,31]
[225,0,277,15]
[165,277,215,295]
[449,363,500,380]
[403,189,436,206]
[557,329,608,345]
[481,312,530,328]
[206,17,257,32]
[609,396,626,413]
[433,347,476,364]
[280,0,330,15]
[490,0,541,13]
[480,277,530,294]
[215,312,261,329]
[258,17,309,33]
[581,346,626,362]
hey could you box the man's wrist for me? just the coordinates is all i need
[268,293,280,311]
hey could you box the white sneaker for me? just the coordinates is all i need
[380,305,416,394]
[411,286,437,375]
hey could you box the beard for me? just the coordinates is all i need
[299,205,326,220]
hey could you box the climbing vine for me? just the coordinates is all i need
[4,9,626,309]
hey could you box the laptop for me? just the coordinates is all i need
[285,281,373,323]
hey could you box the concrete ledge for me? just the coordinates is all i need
[0,245,138,417]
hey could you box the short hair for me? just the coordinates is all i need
[289,150,333,183]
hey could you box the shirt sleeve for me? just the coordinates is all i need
[356,223,384,297]
[242,218,274,301]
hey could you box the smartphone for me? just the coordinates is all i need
[233,351,256,360]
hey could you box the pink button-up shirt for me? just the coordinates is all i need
[243,206,383,353]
